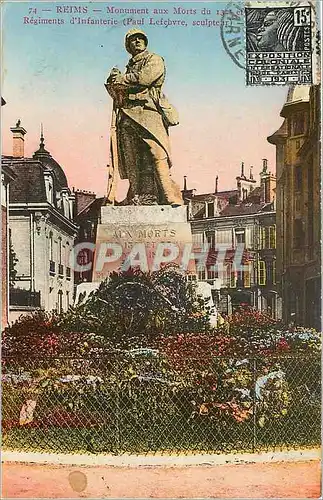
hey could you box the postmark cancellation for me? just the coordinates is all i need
[245,3,318,86]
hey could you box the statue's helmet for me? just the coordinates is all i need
[125,29,148,53]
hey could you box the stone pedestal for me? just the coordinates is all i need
[92,205,195,281]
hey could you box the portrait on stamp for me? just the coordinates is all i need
[246,7,309,52]
[245,6,314,85]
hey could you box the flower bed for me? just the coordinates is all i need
[2,272,321,455]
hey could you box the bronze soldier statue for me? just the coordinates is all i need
[105,29,183,206]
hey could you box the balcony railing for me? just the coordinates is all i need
[10,288,41,308]
[49,260,56,275]
[58,264,64,277]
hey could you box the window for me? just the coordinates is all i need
[58,238,62,265]
[206,232,215,250]
[198,266,206,281]
[226,263,236,288]
[79,250,88,266]
[225,263,231,287]
[292,111,305,136]
[273,260,276,285]
[269,226,276,249]
[307,158,314,256]
[260,227,265,249]
[217,229,232,245]
[192,233,204,248]
[49,260,56,275]
[58,291,63,314]
[207,202,214,218]
[49,232,53,261]
[267,261,274,284]
[244,263,251,288]
[207,266,218,280]
[236,270,243,288]
[266,261,277,285]
[45,175,54,204]
[49,183,53,203]
[295,197,301,212]
[295,166,302,191]
[230,267,236,288]
[65,242,71,279]
[65,242,70,266]
[235,229,245,245]
[294,219,303,249]
[260,226,276,249]
[1,174,7,207]
[258,260,266,286]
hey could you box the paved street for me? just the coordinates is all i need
[2,460,321,498]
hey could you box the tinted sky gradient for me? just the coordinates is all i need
[1,1,287,199]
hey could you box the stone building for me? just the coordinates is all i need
[183,161,281,318]
[268,85,321,329]
[2,123,78,323]
[1,164,16,328]
[73,190,105,285]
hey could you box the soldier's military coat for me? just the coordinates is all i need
[106,29,183,205]
[107,49,171,180]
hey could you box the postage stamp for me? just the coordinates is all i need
[1,1,322,497]
[245,3,316,85]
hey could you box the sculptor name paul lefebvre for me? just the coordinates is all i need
[23,5,242,27]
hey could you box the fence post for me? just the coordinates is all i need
[116,381,121,452]
[252,357,257,453]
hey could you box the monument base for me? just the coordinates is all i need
[92,205,195,281]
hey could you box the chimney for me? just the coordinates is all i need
[215,175,218,193]
[181,175,196,201]
[260,160,276,203]
[263,174,276,203]
[250,166,254,180]
[241,162,245,177]
[10,120,27,158]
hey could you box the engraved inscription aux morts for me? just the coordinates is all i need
[92,222,195,281]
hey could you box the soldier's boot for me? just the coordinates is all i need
[155,159,183,206]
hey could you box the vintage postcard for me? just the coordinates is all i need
[1,0,321,498]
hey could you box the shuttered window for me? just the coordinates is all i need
[244,263,251,288]
[273,260,276,285]
[269,226,276,249]
[258,260,266,286]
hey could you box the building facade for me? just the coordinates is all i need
[73,190,105,285]
[1,165,16,329]
[268,85,321,329]
[183,161,281,318]
[2,123,78,324]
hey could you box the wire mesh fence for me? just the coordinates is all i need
[2,353,321,455]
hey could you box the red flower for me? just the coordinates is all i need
[277,338,290,351]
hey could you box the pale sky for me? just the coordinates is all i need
[1,1,287,199]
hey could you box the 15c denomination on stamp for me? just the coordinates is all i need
[245,4,316,85]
